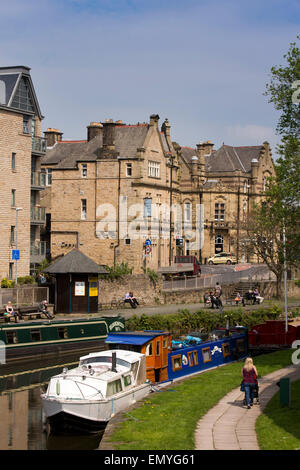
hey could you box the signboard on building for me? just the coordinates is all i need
[89,277,98,297]
[12,249,20,260]
[75,281,85,296]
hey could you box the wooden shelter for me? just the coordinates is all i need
[44,249,108,313]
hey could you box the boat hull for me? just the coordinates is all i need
[42,383,151,434]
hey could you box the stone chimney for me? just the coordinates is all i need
[44,128,63,147]
[87,122,103,141]
[149,114,160,127]
[196,140,214,159]
[102,119,117,150]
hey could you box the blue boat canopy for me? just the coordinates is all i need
[106,331,165,346]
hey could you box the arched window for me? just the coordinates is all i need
[215,234,224,253]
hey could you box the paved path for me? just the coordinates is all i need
[194,364,300,450]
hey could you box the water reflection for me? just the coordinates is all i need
[46,432,104,451]
[0,356,104,450]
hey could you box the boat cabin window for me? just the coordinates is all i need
[202,348,212,363]
[163,339,167,349]
[156,340,160,356]
[171,355,182,371]
[5,330,18,344]
[57,327,68,339]
[106,379,122,397]
[146,342,153,356]
[188,351,199,367]
[123,375,132,387]
[80,356,130,369]
[30,329,41,342]
[222,343,231,357]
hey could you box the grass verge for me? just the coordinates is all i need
[107,349,295,450]
[256,379,300,450]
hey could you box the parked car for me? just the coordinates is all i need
[207,252,237,265]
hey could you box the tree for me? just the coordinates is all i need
[264,36,300,137]
[243,37,300,298]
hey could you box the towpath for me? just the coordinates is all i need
[194,364,300,450]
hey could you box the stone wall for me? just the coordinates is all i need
[98,274,300,308]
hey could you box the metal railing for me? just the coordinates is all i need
[30,206,46,224]
[32,136,47,155]
[31,171,46,189]
[30,241,46,256]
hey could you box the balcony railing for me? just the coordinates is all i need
[32,136,47,155]
[30,206,46,224]
[31,171,46,189]
[30,241,46,257]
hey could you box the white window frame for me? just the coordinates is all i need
[46,168,52,186]
[215,202,225,221]
[126,163,132,177]
[81,163,87,178]
[81,199,87,220]
[148,161,160,178]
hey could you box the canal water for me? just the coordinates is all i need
[0,354,105,450]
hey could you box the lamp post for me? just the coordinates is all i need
[14,207,22,285]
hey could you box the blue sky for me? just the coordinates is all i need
[1,0,299,154]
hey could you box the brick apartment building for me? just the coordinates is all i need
[41,114,275,272]
[0,66,47,280]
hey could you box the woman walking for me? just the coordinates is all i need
[242,357,258,409]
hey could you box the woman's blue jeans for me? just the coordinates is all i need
[244,383,256,406]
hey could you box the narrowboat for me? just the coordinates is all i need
[42,326,248,434]
[0,316,125,364]
[41,349,151,434]
[105,326,248,383]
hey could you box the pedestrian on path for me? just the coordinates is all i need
[242,357,258,409]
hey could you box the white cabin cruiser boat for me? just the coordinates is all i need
[41,349,151,433]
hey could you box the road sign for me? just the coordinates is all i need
[145,239,151,246]
[145,246,151,254]
[12,250,20,260]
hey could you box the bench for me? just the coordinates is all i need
[18,305,54,320]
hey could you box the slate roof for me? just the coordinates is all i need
[43,124,149,169]
[179,144,263,173]
[44,249,108,274]
[206,145,263,173]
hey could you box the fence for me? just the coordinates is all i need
[0,287,49,308]
[162,266,276,291]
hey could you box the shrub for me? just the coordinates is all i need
[1,278,15,288]
[124,306,284,335]
[100,262,133,281]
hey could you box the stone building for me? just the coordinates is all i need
[41,115,275,272]
[0,66,46,280]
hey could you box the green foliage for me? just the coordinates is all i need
[0,278,15,288]
[125,306,284,336]
[256,379,300,450]
[264,35,300,137]
[295,279,300,287]
[16,275,35,285]
[141,266,159,285]
[100,262,133,281]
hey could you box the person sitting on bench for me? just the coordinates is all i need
[38,300,54,319]
[235,292,245,306]
[4,301,19,322]
[124,292,139,309]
